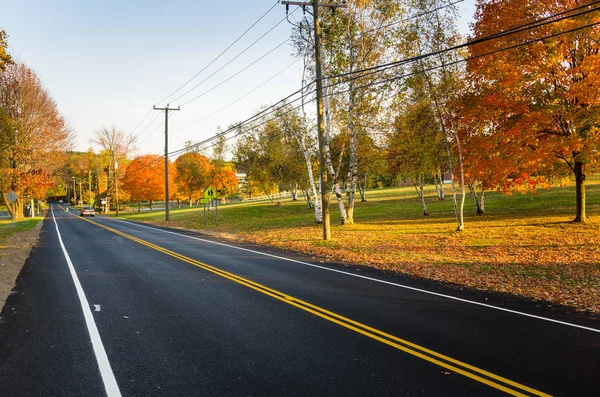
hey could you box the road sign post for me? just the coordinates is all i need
[215,199,219,226]
[6,190,18,228]
[204,187,218,226]
[199,197,211,228]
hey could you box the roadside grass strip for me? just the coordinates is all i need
[76,215,551,397]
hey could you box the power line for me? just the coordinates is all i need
[130,108,153,139]
[137,119,165,146]
[129,0,464,146]
[363,0,466,35]
[320,0,600,83]
[169,8,298,105]
[179,38,291,107]
[168,13,600,159]
[130,3,599,173]
[134,112,162,144]
[154,0,281,106]
[325,21,600,102]
[172,58,301,132]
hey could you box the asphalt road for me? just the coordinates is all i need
[1,204,599,396]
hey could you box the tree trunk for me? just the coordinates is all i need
[479,187,485,213]
[294,133,321,223]
[3,196,23,219]
[359,173,367,202]
[455,133,466,230]
[414,175,429,216]
[304,189,313,208]
[177,199,181,208]
[435,103,462,230]
[438,168,445,200]
[290,183,298,201]
[574,160,586,222]
[468,183,485,215]
[345,88,359,225]
[323,85,347,224]
[150,200,153,210]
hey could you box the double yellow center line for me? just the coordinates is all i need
[75,214,550,397]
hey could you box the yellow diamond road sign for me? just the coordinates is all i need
[204,187,217,199]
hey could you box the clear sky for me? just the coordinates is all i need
[1,0,476,156]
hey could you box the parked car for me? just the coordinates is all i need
[80,206,95,217]
[58,199,63,204]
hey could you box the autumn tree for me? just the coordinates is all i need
[122,154,166,210]
[212,167,238,201]
[174,152,212,206]
[464,0,600,222]
[0,63,72,218]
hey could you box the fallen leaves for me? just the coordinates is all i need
[238,215,600,313]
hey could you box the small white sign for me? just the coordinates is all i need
[6,190,18,204]
[101,200,107,205]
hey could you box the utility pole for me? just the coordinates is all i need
[115,161,119,217]
[72,178,77,205]
[282,0,345,240]
[153,104,180,221]
[88,170,92,206]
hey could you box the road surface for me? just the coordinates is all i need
[1,204,599,396]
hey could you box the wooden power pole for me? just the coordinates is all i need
[281,1,345,240]
[153,104,180,221]
[115,162,119,217]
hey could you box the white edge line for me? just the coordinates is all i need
[101,216,600,334]
[52,206,122,396]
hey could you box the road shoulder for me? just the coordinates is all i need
[0,219,43,310]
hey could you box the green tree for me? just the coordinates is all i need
[388,87,445,215]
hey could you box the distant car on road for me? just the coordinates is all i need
[58,199,63,204]
[80,206,95,217]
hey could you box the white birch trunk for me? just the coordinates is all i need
[322,80,347,224]
[413,174,429,216]
[346,87,360,225]
[294,133,322,223]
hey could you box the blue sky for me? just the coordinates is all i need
[1,0,476,156]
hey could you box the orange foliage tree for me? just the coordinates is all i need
[122,154,175,210]
[462,0,600,222]
[174,152,212,206]
[0,63,72,217]
[212,167,238,200]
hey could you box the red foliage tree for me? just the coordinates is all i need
[461,0,600,221]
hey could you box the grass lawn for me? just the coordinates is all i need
[114,177,600,312]
[0,217,43,248]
